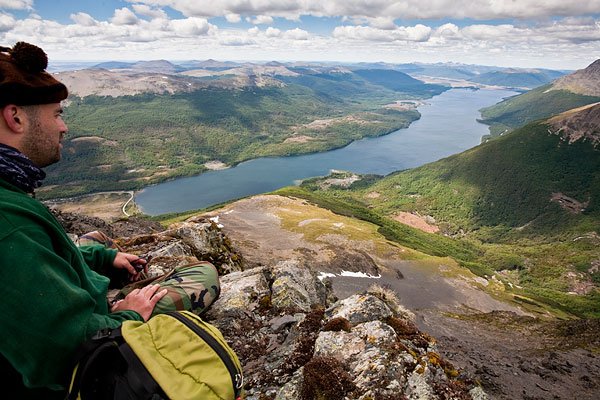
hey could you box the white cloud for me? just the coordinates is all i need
[225,14,241,23]
[283,28,309,40]
[365,17,397,30]
[0,1,597,69]
[219,36,256,46]
[111,7,139,26]
[0,0,32,10]
[170,17,213,36]
[127,0,600,20]
[246,15,273,25]
[0,13,16,32]
[333,24,432,42]
[70,12,97,27]
[132,4,167,20]
[265,27,281,37]
[435,23,460,38]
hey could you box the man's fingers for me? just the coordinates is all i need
[151,289,168,305]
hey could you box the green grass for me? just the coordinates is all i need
[278,185,600,318]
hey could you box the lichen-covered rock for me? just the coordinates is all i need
[211,272,485,400]
[164,218,243,274]
[325,293,393,325]
[271,260,328,312]
[207,266,271,320]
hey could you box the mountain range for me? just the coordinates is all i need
[53,59,566,98]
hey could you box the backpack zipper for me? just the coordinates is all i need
[166,312,243,397]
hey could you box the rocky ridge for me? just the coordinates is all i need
[54,209,487,399]
[53,201,600,400]
[552,59,600,96]
[548,102,600,147]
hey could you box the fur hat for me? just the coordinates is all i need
[0,42,68,107]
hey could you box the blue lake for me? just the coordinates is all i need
[135,88,516,215]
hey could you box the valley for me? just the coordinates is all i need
[43,58,599,400]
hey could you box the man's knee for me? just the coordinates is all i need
[152,261,220,316]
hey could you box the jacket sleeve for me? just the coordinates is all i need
[0,228,143,391]
[79,244,118,274]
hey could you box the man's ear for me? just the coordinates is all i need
[1,105,26,133]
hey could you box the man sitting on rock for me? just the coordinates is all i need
[0,42,220,398]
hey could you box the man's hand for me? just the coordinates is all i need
[113,252,147,282]
[110,284,168,321]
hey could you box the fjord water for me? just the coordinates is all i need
[136,88,516,215]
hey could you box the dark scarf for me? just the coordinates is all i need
[0,143,45,194]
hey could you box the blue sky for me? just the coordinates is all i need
[1,0,600,69]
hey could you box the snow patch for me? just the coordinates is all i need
[340,270,381,279]
[317,272,337,281]
[209,216,224,228]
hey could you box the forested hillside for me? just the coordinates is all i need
[42,69,446,199]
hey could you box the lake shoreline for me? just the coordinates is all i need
[134,88,517,216]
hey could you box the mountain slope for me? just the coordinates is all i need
[470,68,565,89]
[553,59,600,96]
[353,69,447,96]
[369,107,600,236]
[296,104,600,317]
[480,59,600,136]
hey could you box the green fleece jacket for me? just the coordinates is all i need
[0,178,143,391]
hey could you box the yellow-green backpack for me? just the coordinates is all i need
[67,311,244,400]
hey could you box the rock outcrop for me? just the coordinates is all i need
[53,210,486,399]
[208,266,486,400]
[548,102,600,147]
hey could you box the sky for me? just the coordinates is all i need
[1,0,600,70]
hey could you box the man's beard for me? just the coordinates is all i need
[20,113,61,168]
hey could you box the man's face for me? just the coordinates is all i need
[20,103,68,168]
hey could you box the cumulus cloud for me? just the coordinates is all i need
[225,14,241,23]
[170,17,213,35]
[70,12,97,27]
[132,4,167,20]
[0,0,32,10]
[127,0,600,20]
[219,36,256,46]
[435,23,461,39]
[111,7,139,25]
[246,15,273,25]
[333,24,432,42]
[0,13,16,32]
[283,28,309,40]
[365,17,397,30]
[0,0,598,69]
[265,27,281,37]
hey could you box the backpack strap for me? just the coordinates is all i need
[116,342,165,399]
[68,326,167,400]
[67,328,124,399]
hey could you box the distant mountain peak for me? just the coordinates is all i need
[548,102,600,147]
[552,59,600,96]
